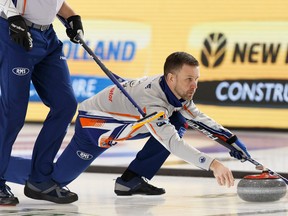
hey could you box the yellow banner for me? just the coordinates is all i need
[27,0,288,129]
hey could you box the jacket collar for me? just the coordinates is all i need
[159,76,185,107]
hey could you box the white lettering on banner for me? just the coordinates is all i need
[72,79,97,98]
[29,89,37,97]
[63,41,136,61]
[216,82,288,102]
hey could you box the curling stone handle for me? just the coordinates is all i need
[245,157,288,184]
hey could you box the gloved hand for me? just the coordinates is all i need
[8,15,33,51]
[229,139,251,162]
[66,15,84,43]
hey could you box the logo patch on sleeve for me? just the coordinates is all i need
[178,127,187,138]
[199,156,206,163]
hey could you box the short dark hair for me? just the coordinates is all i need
[163,52,199,77]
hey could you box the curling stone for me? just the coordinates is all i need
[237,171,287,202]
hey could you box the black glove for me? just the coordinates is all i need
[66,15,84,43]
[8,15,33,51]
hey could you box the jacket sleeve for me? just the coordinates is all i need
[180,101,235,143]
[144,106,215,171]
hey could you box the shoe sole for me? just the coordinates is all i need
[114,190,133,196]
[24,186,78,204]
[0,197,19,206]
[115,190,165,196]
[0,203,19,206]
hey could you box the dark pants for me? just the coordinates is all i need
[5,111,187,186]
[0,17,77,186]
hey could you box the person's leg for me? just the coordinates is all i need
[126,111,187,178]
[4,157,31,185]
[0,18,34,205]
[3,116,111,186]
[52,116,110,187]
[24,115,111,203]
[27,32,77,184]
[23,29,78,204]
[115,111,188,196]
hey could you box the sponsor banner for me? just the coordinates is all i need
[25,0,288,129]
[27,18,151,122]
[188,21,288,128]
[194,79,288,108]
[53,20,151,78]
[188,22,288,80]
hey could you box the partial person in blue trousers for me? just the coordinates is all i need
[0,0,84,205]
[5,52,251,204]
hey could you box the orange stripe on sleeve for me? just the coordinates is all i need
[183,105,196,118]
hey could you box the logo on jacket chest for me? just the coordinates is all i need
[108,87,115,102]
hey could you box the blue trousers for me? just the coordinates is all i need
[0,18,77,186]
[5,111,187,186]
